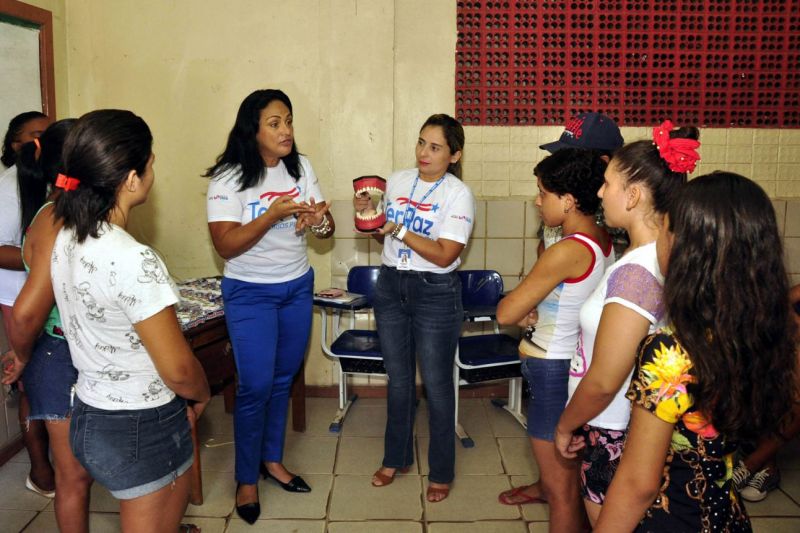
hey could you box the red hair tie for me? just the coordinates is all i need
[55,173,80,191]
[652,120,701,174]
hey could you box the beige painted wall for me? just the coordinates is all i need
[12,0,800,389]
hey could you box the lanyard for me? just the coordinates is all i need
[402,174,444,227]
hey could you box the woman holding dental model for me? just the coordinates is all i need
[206,89,334,524]
[355,113,474,502]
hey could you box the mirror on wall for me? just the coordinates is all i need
[0,0,56,156]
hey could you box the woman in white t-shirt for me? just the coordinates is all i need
[51,109,210,532]
[554,121,701,526]
[495,148,613,532]
[205,89,334,524]
[355,114,475,503]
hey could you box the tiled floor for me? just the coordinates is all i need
[2,395,800,532]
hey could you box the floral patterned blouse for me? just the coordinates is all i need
[627,331,751,533]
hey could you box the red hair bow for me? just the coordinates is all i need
[652,120,700,174]
[55,173,80,191]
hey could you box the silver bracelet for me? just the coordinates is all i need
[309,215,331,237]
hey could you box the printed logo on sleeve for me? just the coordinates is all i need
[208,194,229,201]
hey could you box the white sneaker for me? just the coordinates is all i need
[25,475,55,499]
[731,460,751,492]
[740,467,780,502]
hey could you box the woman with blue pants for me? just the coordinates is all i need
[355,114,475,502]
[206,89,335,524]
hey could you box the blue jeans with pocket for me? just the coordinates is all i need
[373,266,463,484]
[222,269,313,484]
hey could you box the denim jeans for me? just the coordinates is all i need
[373,265,463,484]
[222,269,313,484]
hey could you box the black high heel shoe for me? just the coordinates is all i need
[259,463,311,493]
[235,482,261,524]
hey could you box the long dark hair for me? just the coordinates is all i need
[55,110,152,243]
[534,148,607,215]
[204,89,302,189]
[2,111,48,167]
[613,126,699,214]
[420,114,464,179]
[16,119,76,233]
[664,172,797,442]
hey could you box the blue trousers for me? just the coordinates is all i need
[373,266,463,484]
[222,269,313,484]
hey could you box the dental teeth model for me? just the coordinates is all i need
[353,175,386,232]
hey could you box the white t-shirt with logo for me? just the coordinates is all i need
[51,224,180,410]
[206,156,324,284]
[567,241,665,430]
[0,166,27,305]
[381,169,475,273]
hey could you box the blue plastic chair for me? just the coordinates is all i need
[455,270,525,447]
[315,266,384,432]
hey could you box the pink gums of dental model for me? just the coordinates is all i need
[353,175,386,232]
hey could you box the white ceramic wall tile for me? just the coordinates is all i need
[482,181,510,197]
[784,237,800,274]
[462,161,482,181]
[779,130,800,144]
[784,201,800,237]
[700,128,728,145]
[368,239,383,266]
[509,127,539,144]
[510,162,534,182]
[472,200,487,238]
[755,130,780,145]
[699,145,726,164]
[754,145,779,164]
[483,162,510,180]
[464,125,482,144]
[510,143,537,162]
[777,182,800,197]
[487,201,525,238]
[485,239,524,276]
[777,164,800,180]
[779,146,800,164]
[462,143,483,164]
[524,200,542,238]
[482,126,510,144]
[726,145,754,164]
[728,129,755,145]
[773,200,787,236]
[461,238,486,270]
[510,180,536,198]
[502,274,522,291]
[482,144,511,162]
[523,238,540,273]
[465,179,483,197]
[331,239,370,276]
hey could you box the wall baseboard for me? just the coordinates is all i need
[303,382,513,399]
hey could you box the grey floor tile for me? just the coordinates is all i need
[295,397,348,436]
[283,434,338,474]
[418,434,504,475]
[226,518,325,532]
[0,463,55,511]
[87,483,120,513]
[340,404,387,437]
[261,474,332,519]
[497,437,540,476]
[423,475,520,521]
[0,509,37,533]
[335,436,417,475]
[186,470,235,518]
[780,468,800,504]
[327,521,423,533]
[417,398,492,438]
[198,436,236,473]
[329,474,423,521]
[484,399,527,437]
[752,517,800,532]
[197,396,234,437]
[745,489,800,517]
[428,521,528,532]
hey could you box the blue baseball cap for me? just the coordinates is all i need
[540,112,624,154]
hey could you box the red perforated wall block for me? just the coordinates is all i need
[455,0,800,127]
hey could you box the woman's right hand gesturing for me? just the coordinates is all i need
[267,195,314,221]
[353,192,374,212]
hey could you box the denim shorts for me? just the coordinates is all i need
[70,395,193,499]
[22,334,78,421]
[520,357,570,441]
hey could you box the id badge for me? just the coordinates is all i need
[397,249,412,270]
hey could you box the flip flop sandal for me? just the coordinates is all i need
[179,524,201,533]
[498,485,548,505]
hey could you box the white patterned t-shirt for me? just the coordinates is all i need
[50,224,180,409]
